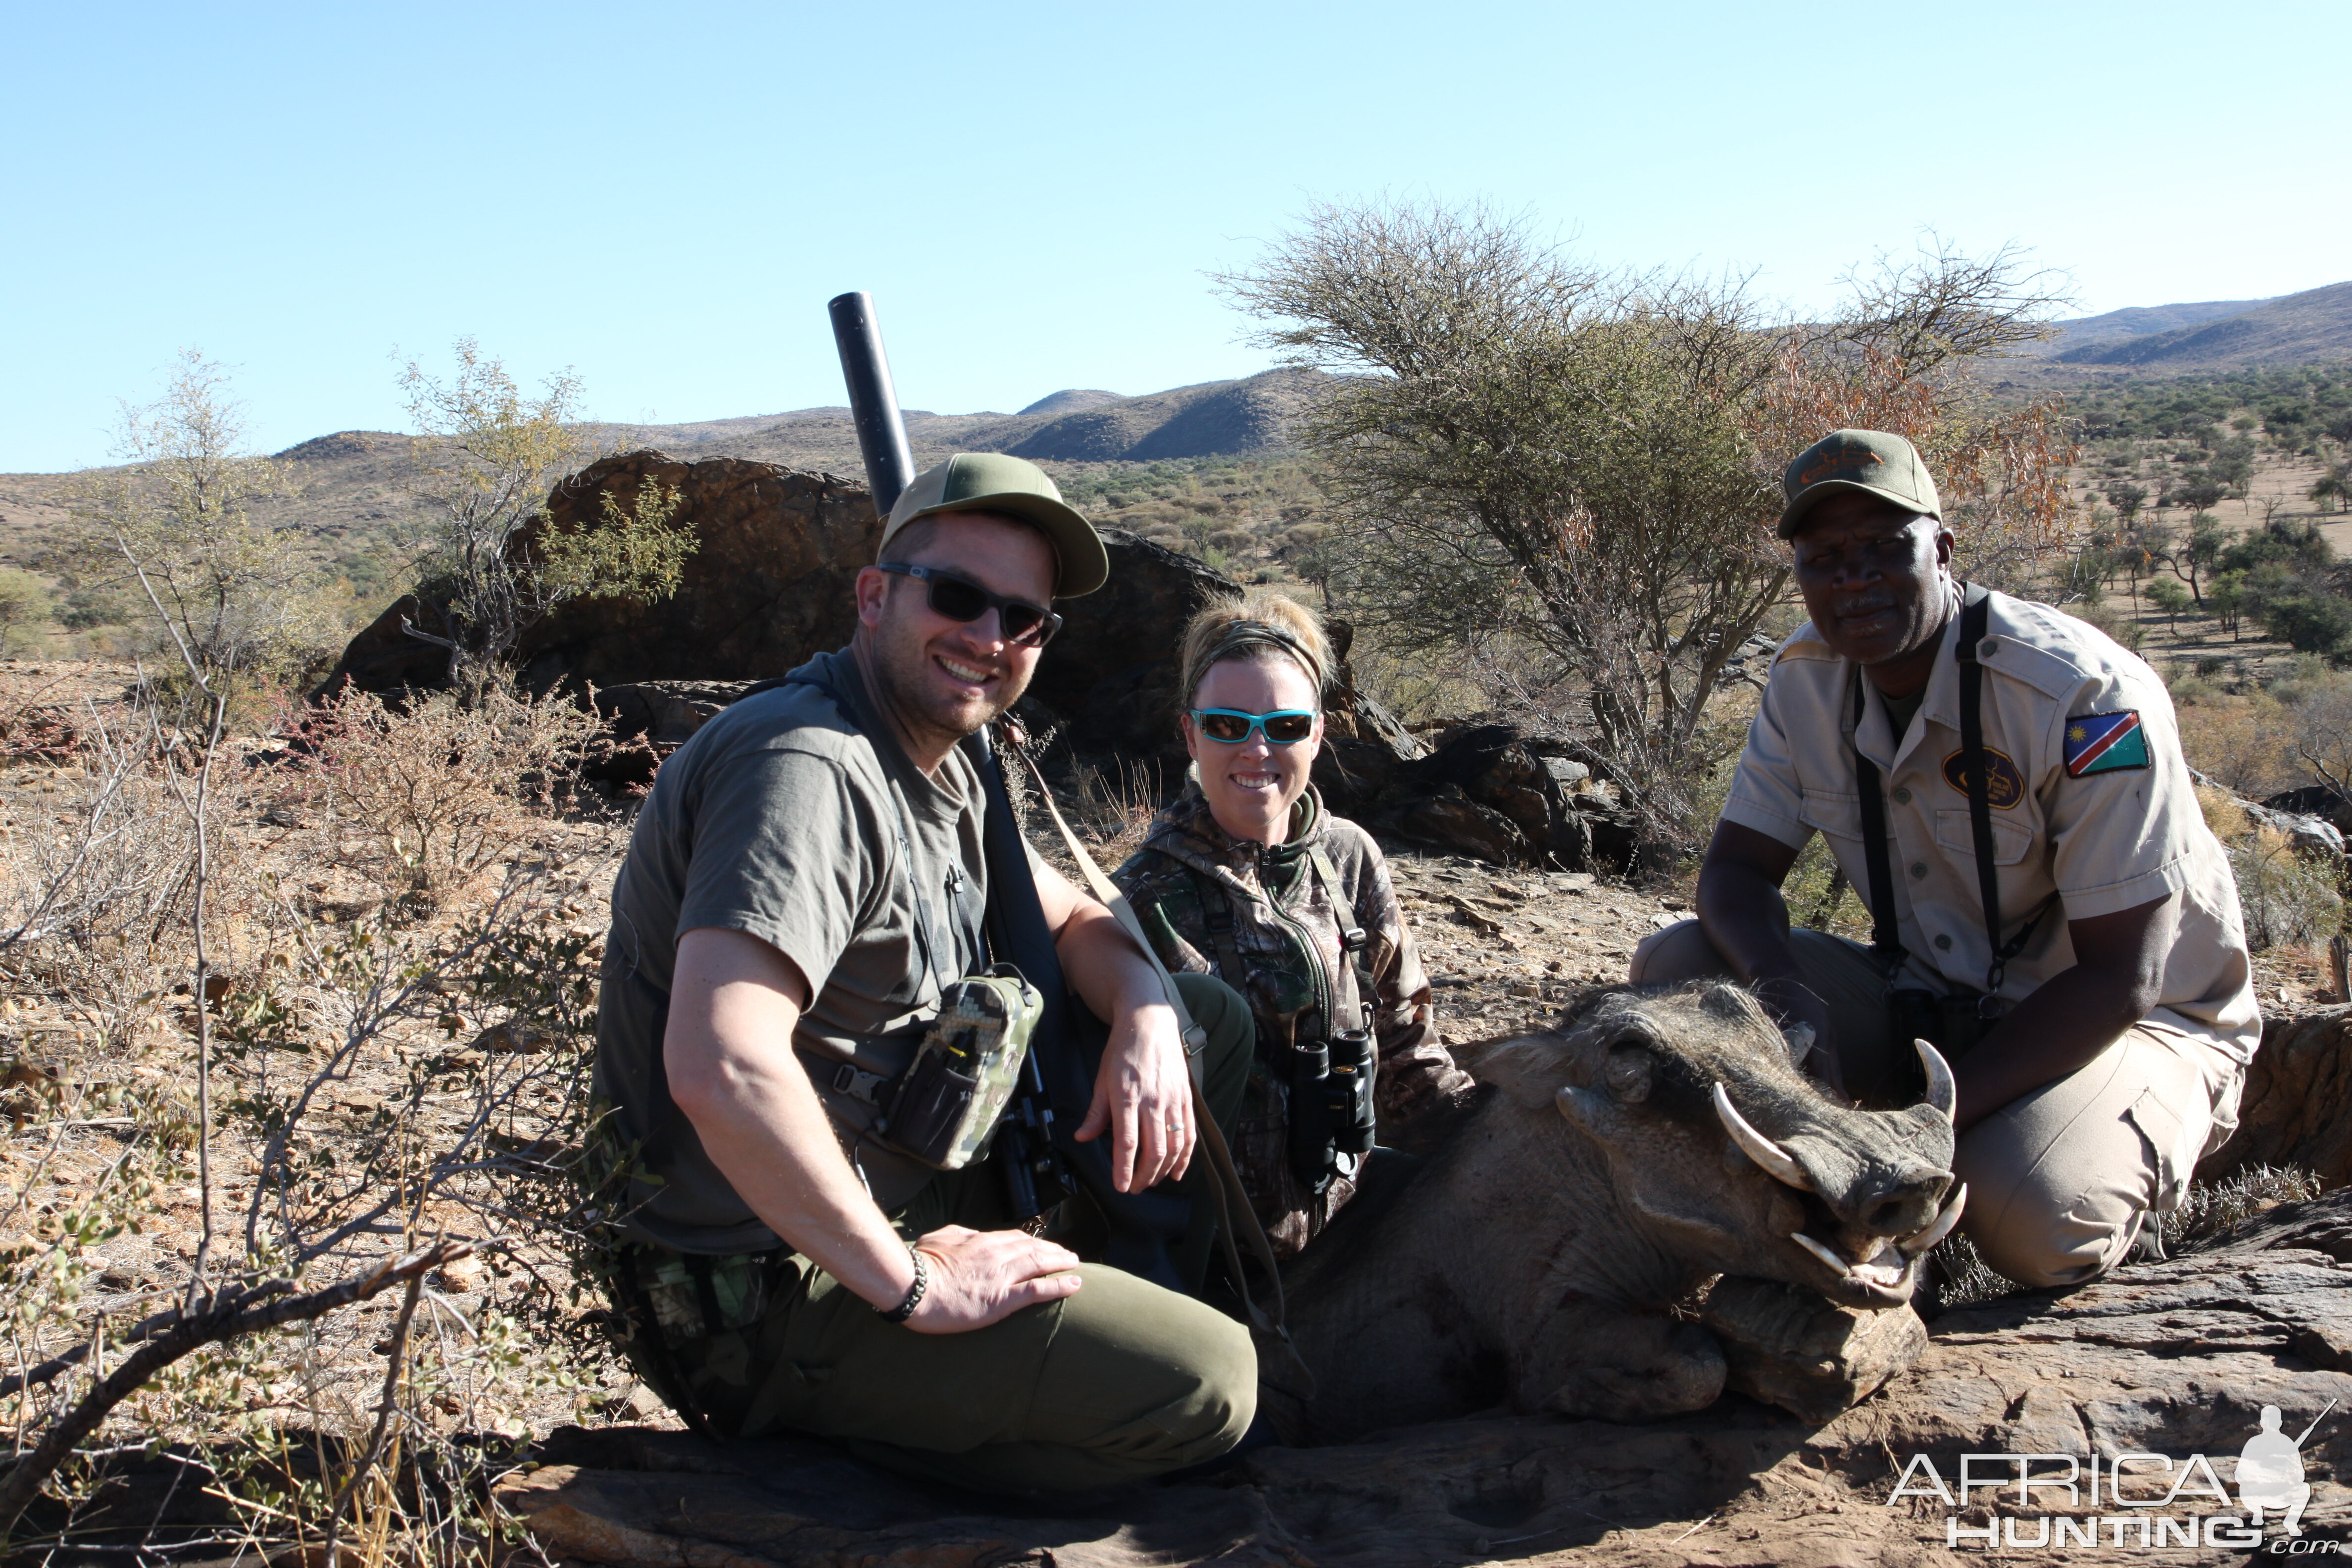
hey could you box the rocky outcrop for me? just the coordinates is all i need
[2203,1004,2352,1186]
[496,1189,2352,1567]
[314,451,1323,767]
[1314,722,1644,874]
[2244,800,2349,861]
[2268,784,2352,837]
[312,454,879,700]
[316,452,1668,865]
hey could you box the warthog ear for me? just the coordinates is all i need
[1479,1031,1583,1108]
[1696,982,1768,1029]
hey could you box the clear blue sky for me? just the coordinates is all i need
[4,0,2346,473]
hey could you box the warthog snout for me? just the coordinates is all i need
[1712,1037,1963,1307]
[1855,1166,1954,1241]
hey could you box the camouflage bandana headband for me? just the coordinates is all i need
[1194,619,1326,698]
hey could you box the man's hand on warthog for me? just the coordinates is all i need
[902,1225,1082,1334]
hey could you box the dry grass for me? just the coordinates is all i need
[0,662,635,1565]
[1068,758,1162,869]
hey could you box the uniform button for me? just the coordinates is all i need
[1934,933,1953,950]
[1980,639,1998,657]
[1892,786,1911,804]
[1910,862,1929,879]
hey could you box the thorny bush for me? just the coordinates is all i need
[304,683,602,904]
[0,675,635,1567]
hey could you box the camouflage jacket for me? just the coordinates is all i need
[1114,784,1470,1257]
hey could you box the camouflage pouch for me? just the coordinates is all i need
[882,964,1043,1171]
[630,1246,790,1342]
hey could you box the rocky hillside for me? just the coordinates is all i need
[2033,281,2352,371]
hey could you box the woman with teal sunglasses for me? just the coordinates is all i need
[1113,591,1471,1260]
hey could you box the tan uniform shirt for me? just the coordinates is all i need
[1722,587,2260,1063]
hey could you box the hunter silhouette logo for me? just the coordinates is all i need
[2241,1400,2331,1538]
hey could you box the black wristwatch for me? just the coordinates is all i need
[879,1247,929,1323]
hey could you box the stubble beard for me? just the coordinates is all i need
[869,618,1033,755]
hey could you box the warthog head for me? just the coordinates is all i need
[1514,980,1961,1309]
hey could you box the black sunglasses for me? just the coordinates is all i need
[876,562,1063,648]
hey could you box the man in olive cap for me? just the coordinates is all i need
[1635,430,2257,1290]
[593,453,1258,1489]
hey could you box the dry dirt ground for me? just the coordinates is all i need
[0,647,2344,1567]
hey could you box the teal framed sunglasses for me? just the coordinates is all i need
[1189,708,1318,745]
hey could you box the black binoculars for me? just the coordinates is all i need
[1889,987,2002,1066]
[1287,1029,1377,1188]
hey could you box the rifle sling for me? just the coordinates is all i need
[1000,737,1305,1382]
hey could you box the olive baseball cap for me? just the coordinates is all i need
[1778,429,1943,539]
[880,452,1109,598]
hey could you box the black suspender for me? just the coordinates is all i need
[1953,588,2016,1005]
[1852,680,1906,971]
[1852,585,2049,1006]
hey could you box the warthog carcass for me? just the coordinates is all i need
[1266,980,1962,1439]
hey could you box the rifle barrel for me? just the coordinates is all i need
[827,291,917,518]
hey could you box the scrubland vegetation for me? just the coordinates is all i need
[0,205,2347,1556]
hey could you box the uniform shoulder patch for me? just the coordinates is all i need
[2063,710,2149,777]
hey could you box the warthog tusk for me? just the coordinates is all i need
[1790,1231,1909,1289]
[1899,1182,1968,1258]
[1790,1231,1849,1274]
[1713,1082,1813,1192]
[1915,1038,1957,1122]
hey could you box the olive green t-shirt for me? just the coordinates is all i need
[592,649,988,1254]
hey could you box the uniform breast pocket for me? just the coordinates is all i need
[1798,790,1863,843]
[1934,809,2032,866]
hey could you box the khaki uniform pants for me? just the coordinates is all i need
[633,972,1260,1493]
[1630,921,2244,1290]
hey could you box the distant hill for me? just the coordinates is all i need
[1017,389,1125,417]
[594,366,1330,473]
[2039,282,2352,370]
[2024,297,2272,357]
[0,367,1334,578]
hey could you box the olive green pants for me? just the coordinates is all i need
[1631,920,2243,1289]
[628,972,1260,1493]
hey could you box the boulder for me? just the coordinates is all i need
[496,1190,2352,1567]
[1326,723,1640,873]
[2269,784,2352,837]
[317,451,1364,767]
[312,454,877,702]
[2242,798,2348,861]
[2201,1004,2352,1186]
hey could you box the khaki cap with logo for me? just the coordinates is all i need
[880,452,1109,598]
[1778,429,1944,539]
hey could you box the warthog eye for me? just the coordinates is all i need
[1604,1047,1653,1103]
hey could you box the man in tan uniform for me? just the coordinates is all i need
[1636,430,2259,1289]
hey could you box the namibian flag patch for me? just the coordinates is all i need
[2064,710,2150,777]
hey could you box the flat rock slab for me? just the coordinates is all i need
[504,1192,2352,1567]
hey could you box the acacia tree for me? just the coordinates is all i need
[398,340,694,694]
[65,352,324,695]
[1222,204,2077,857]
